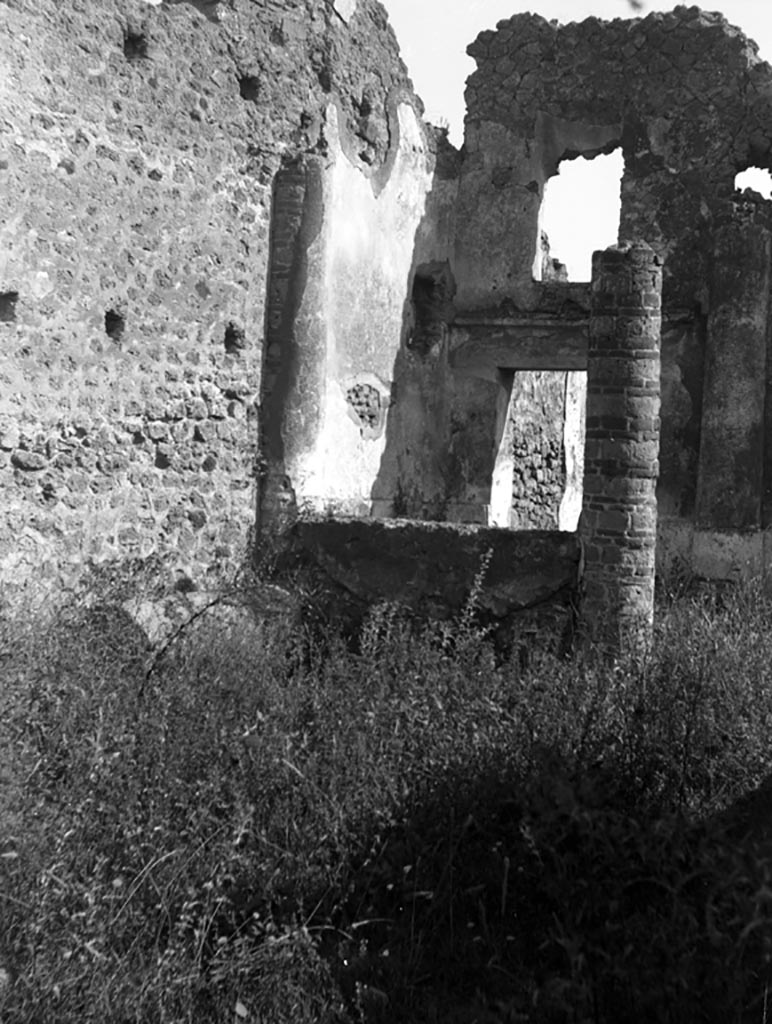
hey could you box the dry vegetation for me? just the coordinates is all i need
[3,564,772,1023]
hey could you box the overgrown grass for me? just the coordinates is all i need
[3,570,772,1023]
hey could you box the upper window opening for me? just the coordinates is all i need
[735,167,772,200]
[537,148,624,282]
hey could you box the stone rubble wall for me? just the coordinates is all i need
[0,0,419,595]
[508,370,567,530]
[463,6,772,309]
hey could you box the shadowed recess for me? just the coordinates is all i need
[123,30,149,61]
[0,291,19,323]
[104,309,126,342]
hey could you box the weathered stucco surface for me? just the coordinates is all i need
[260,101,448,520]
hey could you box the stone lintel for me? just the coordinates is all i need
[449,306,693,378]
[449,323,587,376]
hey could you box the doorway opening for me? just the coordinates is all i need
[489,369,586,532]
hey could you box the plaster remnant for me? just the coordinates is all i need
[259,100,439,526]
[558,371,586,532]
[489,373,516,528]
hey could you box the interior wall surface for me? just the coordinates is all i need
[261,103,459,522]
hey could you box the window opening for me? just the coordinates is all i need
[537,148,624,282]
[735,167,772,199]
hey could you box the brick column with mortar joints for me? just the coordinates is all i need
[580,242,662,654]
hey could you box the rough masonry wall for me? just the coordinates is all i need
[462,6,772,308]
[508,370,566,529]
[0,0,417,593]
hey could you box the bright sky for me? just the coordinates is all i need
[381,0,772,279]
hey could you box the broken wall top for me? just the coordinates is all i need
[465,5,772,307]
[1,0,420,177]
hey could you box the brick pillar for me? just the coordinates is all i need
[580,242,662,654]
[256,161,306,544]
[256,157,325,545]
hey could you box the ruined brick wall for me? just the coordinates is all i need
[463,7,772,308]
[454,7,772,554]
[0,0,417,592]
